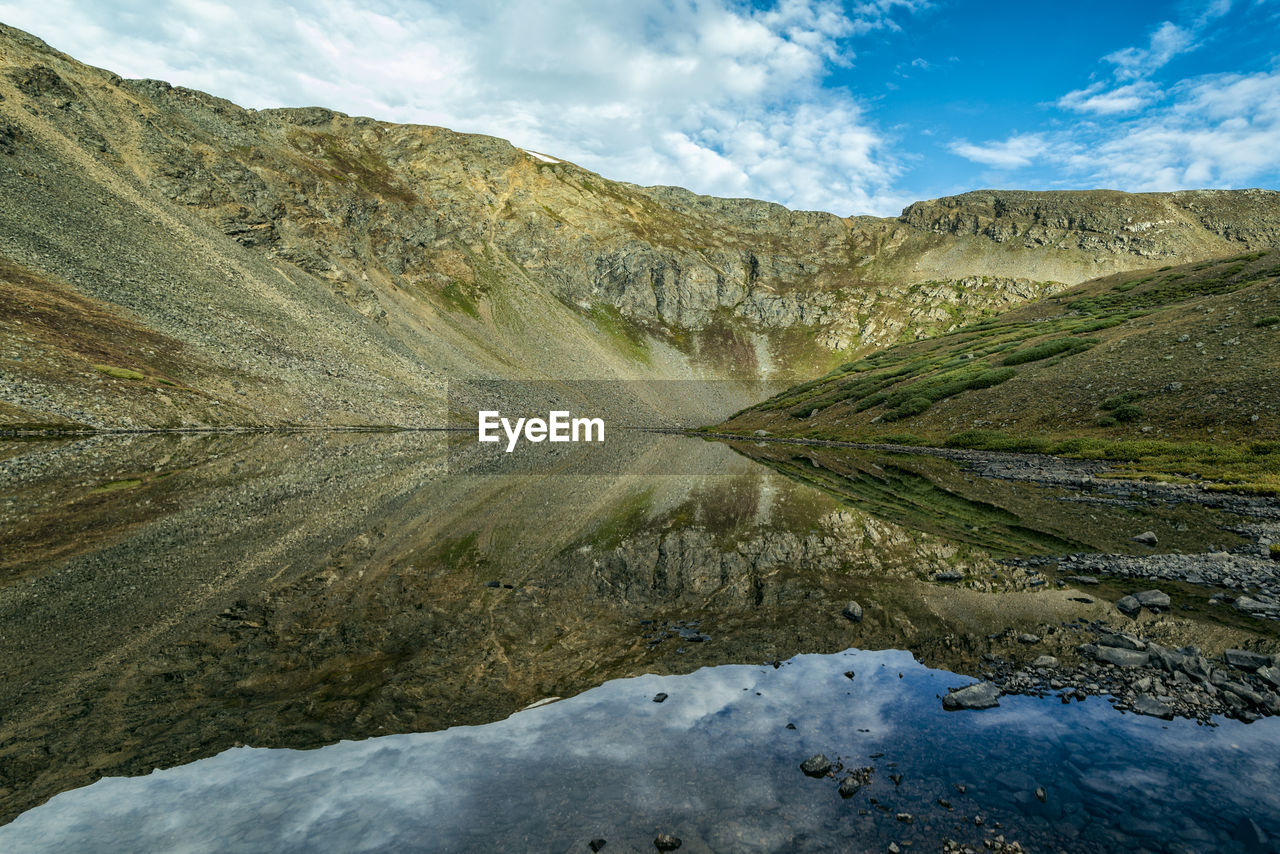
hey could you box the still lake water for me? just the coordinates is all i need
[1,431,1277,852]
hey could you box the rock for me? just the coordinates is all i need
[1132,531,1159,546]
[935,570,964,582]
[1234,596,1280,616]
[589,840,607,852]
[1224,649,1272,671]
[943,681,1002,710]
[1257,665,1280,688]
[1032,655,1059,668]
[485,580,501,588]
[895,813,913,823]
[1223,682,1264,707]
[888,845,901,854]
[801,754,833,777]
[1035,787,1046,803]
[653,834,682,851]
[1017,633,1040,644]
[653,693,668,703]
[1135,589,1170,608]
[838,775,863,798]
[1116,595,1141,616]
[1098,632,1146,651]
[1091,646,1151,668]
[1131,694,1174,719]
[1066,575,1100,585]
[841,601,863,623]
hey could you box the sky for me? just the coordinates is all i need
[1,0,1278,216]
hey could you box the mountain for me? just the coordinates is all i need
[717,250,1280,489]
[2,21,1279,430]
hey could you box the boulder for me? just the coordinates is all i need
[1224,649,1273,671]
[943,681,1002,710]
[1135,590,1170,608]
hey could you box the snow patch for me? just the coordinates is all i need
[522,149,561,164]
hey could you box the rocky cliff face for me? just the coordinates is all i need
[1,22,1278,429]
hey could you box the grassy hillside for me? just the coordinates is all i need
[718,250,1280,493]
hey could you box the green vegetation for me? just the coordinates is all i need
[93,364,145,380]
[1256,316,1280,328]
[89,478,143,493]
[1271,544,1280,561]
[1002,337,1098,366]
[584,303,652,365]
[589,488,652,549]
[435,531,484,571]
[440,281,481,318]
[289,130,416,203]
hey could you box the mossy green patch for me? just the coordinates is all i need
[93,364,145,380]
[589,487,653,549]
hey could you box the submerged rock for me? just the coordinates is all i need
[653,834,682,851]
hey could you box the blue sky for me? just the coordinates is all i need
[1,0,1277,215]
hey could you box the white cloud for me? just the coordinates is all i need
[949,134,1047,169]
[1058,80,1161,115]
[0,0,926,215]
[957,69,1280,190]
[1068,69,1280,189]
[1058,3,1234,120]
[1104,20,1196,79]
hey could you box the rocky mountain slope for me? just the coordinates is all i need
[2,21,1279,429]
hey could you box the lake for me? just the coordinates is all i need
[1,431,1277,852]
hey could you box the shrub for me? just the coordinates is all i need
[1003,337,1098,366]
[1111,404,1144,422]
[1255,316,1280,328]
[1102,391,1143,410]
[883,396,932,421]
